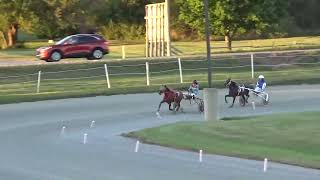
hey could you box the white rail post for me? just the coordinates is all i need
[83,133,88,144]
[135,140,140,152]
[251,53,254,79]
[263,158,268,172]
[104,64,111,88]
[199,149,203,162]
[37,71,41,93]
[122,45,126,59]
[146,62,150,86]
[178,58,183,83]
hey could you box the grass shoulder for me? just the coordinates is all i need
[125,112,320,169]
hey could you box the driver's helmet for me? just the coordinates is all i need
[258,75,264,79]
[193,80,198,84]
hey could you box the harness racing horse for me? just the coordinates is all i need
[158,85,184,112]
[224,78,252,108]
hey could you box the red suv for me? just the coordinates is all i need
[36,34,109,62]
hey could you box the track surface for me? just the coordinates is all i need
[0,85,319,180]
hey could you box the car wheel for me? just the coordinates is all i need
[91,48,104,59]
[50,51,62,62]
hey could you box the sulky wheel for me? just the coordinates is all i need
[198,100,204,113]
[262,94,269,105]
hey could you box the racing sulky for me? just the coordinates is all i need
[158,85,184,112]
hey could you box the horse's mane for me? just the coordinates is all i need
[230,80,238,86]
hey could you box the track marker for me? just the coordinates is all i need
[90,120,95,128]
[60,126,66,136]
[199,150,203,162]
[252,101,256,110]
[135,140,140,152]
[263,158,268,172]
[83,133,88,144]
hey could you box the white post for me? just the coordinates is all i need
[83,133,88,144]
[146,62,150,86]
[263,158,268,172]
[252,101,256,110]
[122,45,126,59]
[135,140,140,152]
[199,150,203,162]
[90,121,95,128]
[104,64,111,88]
[60,126,66,136]
[37,71,41,93]
[178,58,183,83]
[251,53,254,79]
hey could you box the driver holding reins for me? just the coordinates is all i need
[188,80,200,98]
[254,75,267,93]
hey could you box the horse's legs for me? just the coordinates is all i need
[241,94,246,104]
[245,94,250,103]
[175,102,181,112]
[225,95,229,103]
[230,96,236,108]
[169,103,173,111]
[158,101,164,112]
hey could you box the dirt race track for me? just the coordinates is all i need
[0,85,319,180]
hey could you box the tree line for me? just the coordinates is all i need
[0,0,319,49]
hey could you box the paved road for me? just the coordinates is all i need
[0,85,319,180]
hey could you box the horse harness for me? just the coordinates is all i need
[238,85,246,96]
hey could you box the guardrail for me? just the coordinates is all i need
[0,51,319,95]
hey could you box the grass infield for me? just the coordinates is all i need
[125,112,320,169]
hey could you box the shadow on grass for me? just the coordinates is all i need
[220,116,259,121]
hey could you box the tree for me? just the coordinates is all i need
[178,0,288,50]
[0,0,36,47]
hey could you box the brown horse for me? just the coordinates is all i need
[158,85,184,112]
[224,78,253,108]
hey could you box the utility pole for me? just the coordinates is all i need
[203,0,219,121]
[204,0,212,87]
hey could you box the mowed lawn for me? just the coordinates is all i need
[126,112,320,169]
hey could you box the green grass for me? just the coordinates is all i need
[126,112,320,169]
[0,52,319,104]
[1,36,320,59]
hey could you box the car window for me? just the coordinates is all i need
[78,36,98,43]
[68,37,80,44]
[56,36,72,45]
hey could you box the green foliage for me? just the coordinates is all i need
[1,0,320,44]
[100,21,145,40]
[178,0,288,43]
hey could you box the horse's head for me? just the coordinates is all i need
[159,85,167,95]
[224,78,232,87]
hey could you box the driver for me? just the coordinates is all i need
[188,80,200,98]
[254,75,266,93]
